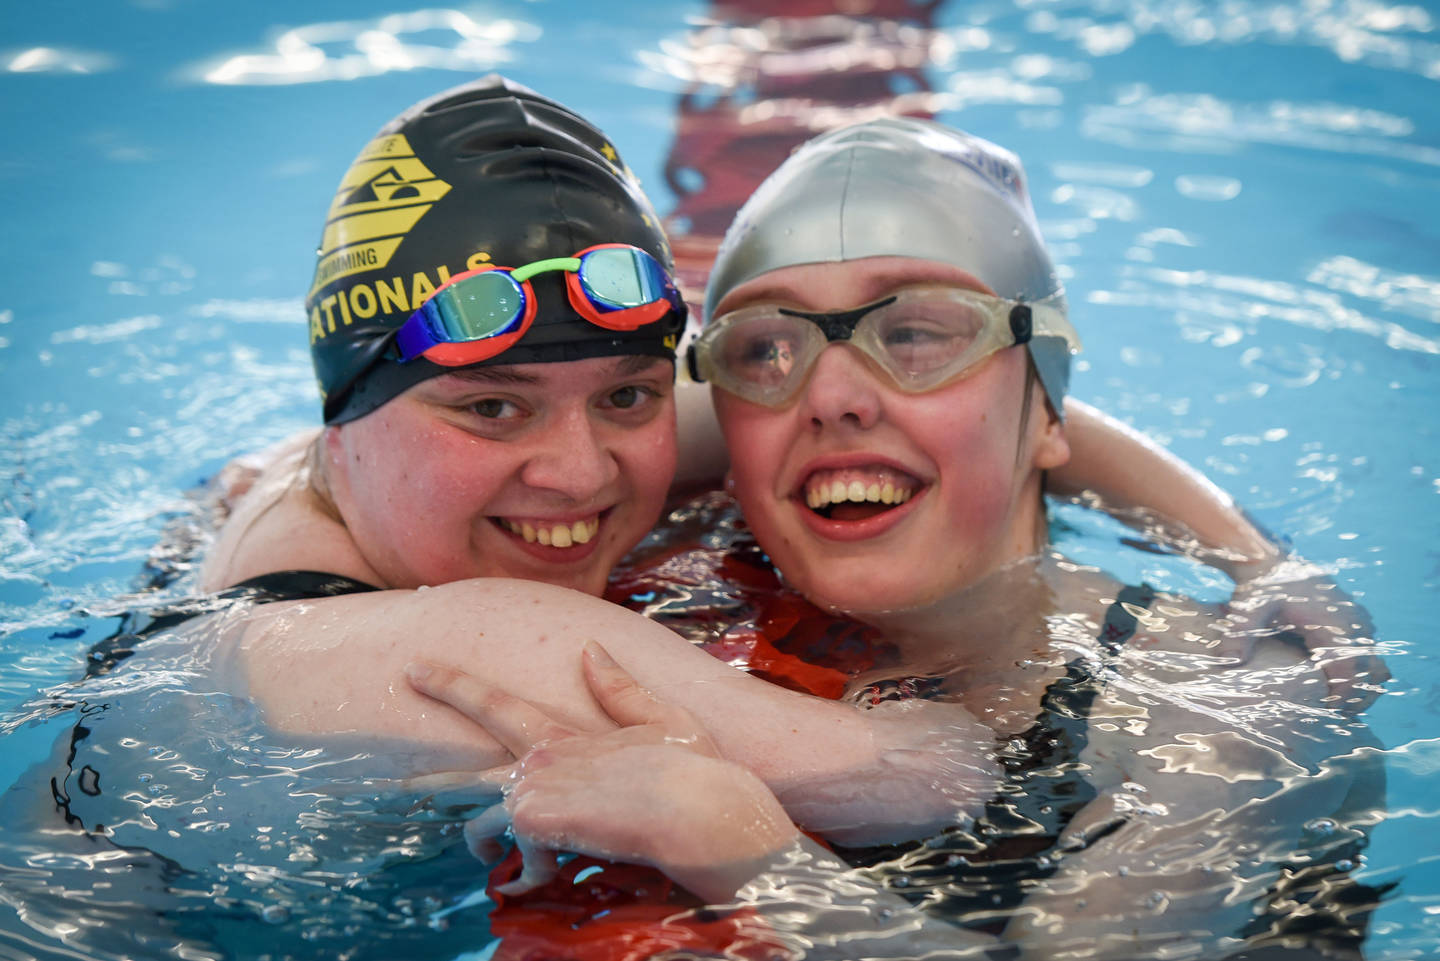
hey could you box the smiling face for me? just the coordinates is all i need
[710,257,1071,617]
[323,355,677,596]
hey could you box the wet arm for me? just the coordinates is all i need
[421,649,999,953]
[1057,402,1388,706]
[1051,399,1278,567]
[232,579,998,842]
[1001,634,1372,958]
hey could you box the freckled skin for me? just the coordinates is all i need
[711,258,1070,616]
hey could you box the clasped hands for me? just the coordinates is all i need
[402,642,800,903]
[395,642,999,903]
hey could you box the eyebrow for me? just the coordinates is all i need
[437,354,668,388]
[442,367,543,386]
[612,354,670,376]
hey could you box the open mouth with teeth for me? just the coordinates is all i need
[498,515,601,548]
[802,467,919,521]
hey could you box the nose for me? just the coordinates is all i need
[520,406,620,500]
[797,344,884,431]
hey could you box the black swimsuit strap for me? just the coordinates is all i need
[82,571,379,680]
[223,570,381,602]
[837,583,1159,933]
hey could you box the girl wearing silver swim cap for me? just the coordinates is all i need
[696,118,1085,617]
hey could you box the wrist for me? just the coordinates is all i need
[660,775,800,902]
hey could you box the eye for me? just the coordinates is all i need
[467,397,522,420]
[874,307,982,373]
[882,323,951,348]
[606,385,646,409]
[599,382,667,415]
[720,325,805,385]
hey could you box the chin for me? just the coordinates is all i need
[791,566,939,619]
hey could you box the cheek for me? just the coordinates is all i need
[365,429,508,520]
[612,420,679,535]
[922,403,1024,535]
[716,405,789,498]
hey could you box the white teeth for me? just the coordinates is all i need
[803,473,917,511]
[503,516,600,548]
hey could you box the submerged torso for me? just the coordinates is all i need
[1,488,1385,961]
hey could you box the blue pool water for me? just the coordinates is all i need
[1,1,1437,957]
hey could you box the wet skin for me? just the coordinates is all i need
[324,354,678,596]
[710,256,1071,616]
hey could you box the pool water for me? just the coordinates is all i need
[1,1,1437,957]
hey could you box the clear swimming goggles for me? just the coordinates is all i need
[395,243,684,367]
[687,286,1081,407]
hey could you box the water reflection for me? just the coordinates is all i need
[4,46,114,74]
[195,10,540,86]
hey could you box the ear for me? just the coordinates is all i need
[1031,393,1071,471]
[318,424,350,490]
[321,423,345,459]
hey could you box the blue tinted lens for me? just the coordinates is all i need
[578,247,666,310]
[426,270,526,341]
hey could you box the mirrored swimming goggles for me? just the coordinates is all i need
[395,243,683,367]
[688,286,1081,407]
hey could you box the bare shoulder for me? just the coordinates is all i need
[199,430,375,591]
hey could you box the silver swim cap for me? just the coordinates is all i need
[705,117,1076,413]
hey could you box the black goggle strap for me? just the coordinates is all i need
[776,296,898,342]
[1009,304,1033,346]
[686,341,702,382]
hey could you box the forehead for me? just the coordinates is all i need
[430,354,670,390]
[711,256,997,316]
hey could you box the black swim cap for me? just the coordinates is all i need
[306,75,685,424]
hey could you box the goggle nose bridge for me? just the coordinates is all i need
[778,295,897,343]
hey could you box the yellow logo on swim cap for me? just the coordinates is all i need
[309,134,451,296]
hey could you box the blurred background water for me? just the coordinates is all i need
[1,0,1437,956]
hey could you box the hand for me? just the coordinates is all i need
[778,694,1002,847]
[1222,558,1390,711]
[408,643,799,902]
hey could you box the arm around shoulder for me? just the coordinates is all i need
[1053,398,1277,569]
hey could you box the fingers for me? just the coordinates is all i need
[463,804,512,862]
[1314,648,1391,712]
[582,642,696,732]
[495,834,560,895]
[407,661,575,757]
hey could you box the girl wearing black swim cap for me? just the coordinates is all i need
[206,75,687,597]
